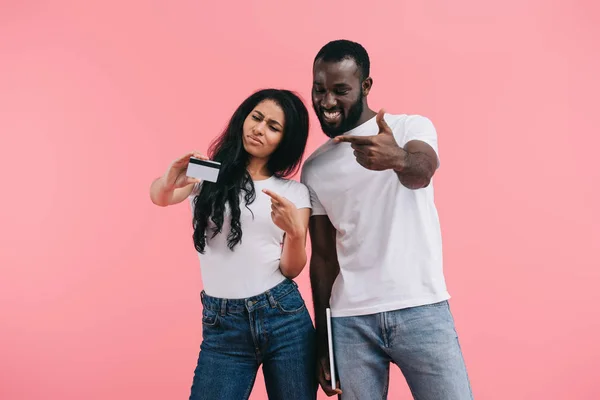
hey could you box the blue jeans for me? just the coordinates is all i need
[332,301,473,400]
[189,279,317,400]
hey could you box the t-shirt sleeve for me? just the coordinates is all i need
[300,168,327,216]
[394,115,440,167]
[285,181,312,210]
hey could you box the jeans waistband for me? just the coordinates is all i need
[200,279,299,315]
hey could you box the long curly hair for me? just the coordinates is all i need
[192,89,309,254]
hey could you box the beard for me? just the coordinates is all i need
[314,92,364,138]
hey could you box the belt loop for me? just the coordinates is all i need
[220,299,227,316]
[267,291,277,308]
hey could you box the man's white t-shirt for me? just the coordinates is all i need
[301,113,450,318]
[189,176,311,299]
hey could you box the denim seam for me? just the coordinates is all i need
[201,309,219,327]
[422,300,447,308]
[381,312,390,348]
[273,285,297,302]
[455,337,474,399]
[382,362,390,400]
[247,312,262,360]
[202,284,297,314]
[241,375,254,400]
[276,301,306,314]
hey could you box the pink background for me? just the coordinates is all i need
[1,1,599,399]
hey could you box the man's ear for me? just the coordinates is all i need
[362,77,373,96]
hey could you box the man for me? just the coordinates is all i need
[300,39,473,399]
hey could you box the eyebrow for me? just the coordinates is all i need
[254,110,283,128]
[313,81,351,88]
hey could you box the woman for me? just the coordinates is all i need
[149,89,316,400]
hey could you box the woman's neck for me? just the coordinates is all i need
[247,157,271,180]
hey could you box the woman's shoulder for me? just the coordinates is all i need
[269,177,310,204]
[271,176,308,191]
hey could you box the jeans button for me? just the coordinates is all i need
[247,300,254,307]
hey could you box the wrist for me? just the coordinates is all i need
[285,223,305,240]
[392,148,409,172]
[159,174,176,192]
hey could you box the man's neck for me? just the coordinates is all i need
[351,108,377,131]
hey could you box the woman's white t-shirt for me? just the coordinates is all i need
[189,176,311,299]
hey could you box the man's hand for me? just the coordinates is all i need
[317,350,342,397]
[333,109,405,171]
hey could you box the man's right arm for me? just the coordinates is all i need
[309,214,342,396]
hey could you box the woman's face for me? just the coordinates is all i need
[242,100,285,160]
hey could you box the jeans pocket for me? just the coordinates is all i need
[202,307,219,327]
[276,290,306,314]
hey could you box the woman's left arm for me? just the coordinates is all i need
[279,208,311,278]
[263,189,311,279]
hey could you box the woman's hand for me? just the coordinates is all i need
[263,188,310,278]
[150,151,208,207]
[163,151,208,190]
[262,189,304,238]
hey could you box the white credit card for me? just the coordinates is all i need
[326,308,337,390]
[186,157,221,183]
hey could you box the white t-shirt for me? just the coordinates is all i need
[189,176,311,299]
[300,113,450,318]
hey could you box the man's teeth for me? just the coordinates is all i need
[323,111,341,119]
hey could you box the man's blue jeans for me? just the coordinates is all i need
[189,279,317,400]
[332,301,473,399]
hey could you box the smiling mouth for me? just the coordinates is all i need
[321,109,342,124]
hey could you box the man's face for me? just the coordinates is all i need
[312,58,369,137]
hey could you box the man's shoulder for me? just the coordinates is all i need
[384,113,433,126]
[387,113,435,131]
[300,140,335,181]
[306,138,335,164]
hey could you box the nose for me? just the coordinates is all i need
[253,120,266,135]
[321,92,337,109]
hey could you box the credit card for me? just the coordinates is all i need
[186,157,221,183]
